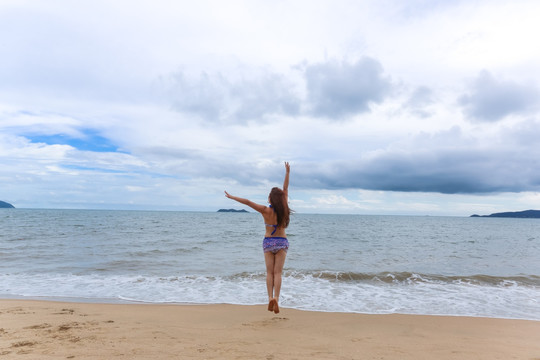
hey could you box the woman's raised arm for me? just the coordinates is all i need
[224,191,267,213]
[283,162,290,198]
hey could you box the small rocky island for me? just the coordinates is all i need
[217,209,249,213]
[0,200,15,208]
[470,209,540,218]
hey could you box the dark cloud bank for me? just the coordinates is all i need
[221,119,540,195]
[293,124,540,194]
[203,128,540,194]
[293,152,540,194]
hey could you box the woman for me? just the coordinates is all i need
[224,162,291,314]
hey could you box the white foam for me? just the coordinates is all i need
[1,272,539,320]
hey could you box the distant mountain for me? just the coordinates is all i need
[0,200,15,208]
[470,209,540,218]
[217,209,249,213]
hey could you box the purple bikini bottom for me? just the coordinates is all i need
[263,237,289,254]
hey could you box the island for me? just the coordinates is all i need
[470,209,540,218]
[217,209,249,213]
[0,200,15,208]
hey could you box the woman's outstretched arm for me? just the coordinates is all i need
[224,191,266,213]
[283,162,290,198]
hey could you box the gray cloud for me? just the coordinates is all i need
[231,73,301,120]
[129,144,281,188]
[167,70,300,123]
[168,72,228,121]
[293,150,540,194]
[404,86,435,118]
[459,70,539,122]
[303,57,392,119]
[167,57,393,123]
[290,123,540,194]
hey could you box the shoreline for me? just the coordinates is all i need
[1,295,538,321]
[1,299,539,359]
[2,295,538,321]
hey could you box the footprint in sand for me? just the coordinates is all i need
[242,317,290,327]
[24,323,52,330]
[54,308,75,315]
[10,341,37,348]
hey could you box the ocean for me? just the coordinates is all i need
[1,209,539,320]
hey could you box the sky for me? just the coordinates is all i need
[1,0,540,215]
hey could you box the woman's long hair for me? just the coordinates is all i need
[269,187,291,228]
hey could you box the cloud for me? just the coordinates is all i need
[1,110,82,137]
[0,3,163,105]
[303,57,392,119]
[312,194,363,210]
[459,70,539,122]
[166,57,393,123]
[166,69,300,123]
[0,132,168,208]
[397,0,467,19]
[404,86,435,118]
[294,150,540,194]
[291,123,540,194]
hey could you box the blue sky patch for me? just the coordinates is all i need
[27,129,121,153]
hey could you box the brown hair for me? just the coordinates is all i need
[269,187,291,228]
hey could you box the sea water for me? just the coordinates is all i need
[1,209,539,320]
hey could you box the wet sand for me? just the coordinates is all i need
[1,299,539,359]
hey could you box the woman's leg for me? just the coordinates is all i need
[264,251,275,301]
[272,250,287,301]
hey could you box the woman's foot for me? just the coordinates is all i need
[273,298,280,314]
[268,299,274,312]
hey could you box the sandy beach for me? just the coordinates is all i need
[0,300,539,359]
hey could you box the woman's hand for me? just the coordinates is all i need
[283,162,290,196]
[224,191,233,199]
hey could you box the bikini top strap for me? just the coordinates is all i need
[266,204,277,235]
[266,223,278,235]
